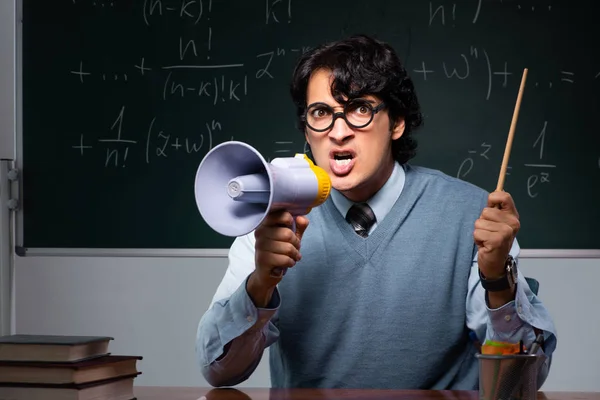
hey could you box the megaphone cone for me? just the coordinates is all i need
[194,141,332,237]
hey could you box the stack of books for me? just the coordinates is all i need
[0,334,142,400]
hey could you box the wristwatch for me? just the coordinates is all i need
[479,255,518,292]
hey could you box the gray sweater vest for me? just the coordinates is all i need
[268,165,489,389]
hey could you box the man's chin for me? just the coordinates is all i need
[331,176,357,193]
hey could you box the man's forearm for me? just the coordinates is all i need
[201,327,270,387]
[196,275,281,386]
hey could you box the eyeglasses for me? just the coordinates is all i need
[304,100,386,132]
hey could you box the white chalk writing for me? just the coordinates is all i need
[266,0,292,24]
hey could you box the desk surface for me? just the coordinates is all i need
[133,387,600,400]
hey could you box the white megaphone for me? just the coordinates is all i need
[194,141,332,275]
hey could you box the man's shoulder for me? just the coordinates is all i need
[406,164,489,198]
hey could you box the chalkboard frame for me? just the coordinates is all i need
[10,0,600,258]
[12,247,600,259]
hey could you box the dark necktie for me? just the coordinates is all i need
[345,203,376,238]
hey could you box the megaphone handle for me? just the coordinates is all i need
[269,218,297,278]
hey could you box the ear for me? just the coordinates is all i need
[391,118,405,140]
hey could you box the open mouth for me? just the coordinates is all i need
[329,150,356,176]
[333,152,354,165]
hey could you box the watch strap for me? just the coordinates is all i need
[479,255,517,292]
[479,268,511,292]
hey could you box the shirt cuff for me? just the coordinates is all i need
[487,299,523,334]
[486,283,529,342]
[253,287,280,331]
[229,274,280,331]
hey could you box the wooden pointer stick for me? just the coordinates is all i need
[497,68,528,192]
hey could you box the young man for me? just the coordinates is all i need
[195,34,557,389]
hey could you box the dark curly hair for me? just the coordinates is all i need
[289,34,423,165]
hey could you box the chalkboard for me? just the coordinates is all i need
[19,0,600,252]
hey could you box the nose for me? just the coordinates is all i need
[328,116,354,144]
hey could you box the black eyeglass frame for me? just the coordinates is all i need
[303,100,387,132]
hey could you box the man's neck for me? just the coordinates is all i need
[341,157,396,203]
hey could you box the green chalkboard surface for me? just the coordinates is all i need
[20,0,600,251]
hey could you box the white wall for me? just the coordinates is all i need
[2,0,600,392]
[14,255,272,388]
[11,255,600,391]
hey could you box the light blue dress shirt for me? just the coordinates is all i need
[196,161,557,388]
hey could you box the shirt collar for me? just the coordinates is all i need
[330,161,406,222]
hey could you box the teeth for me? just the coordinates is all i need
[335,159,351,166]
